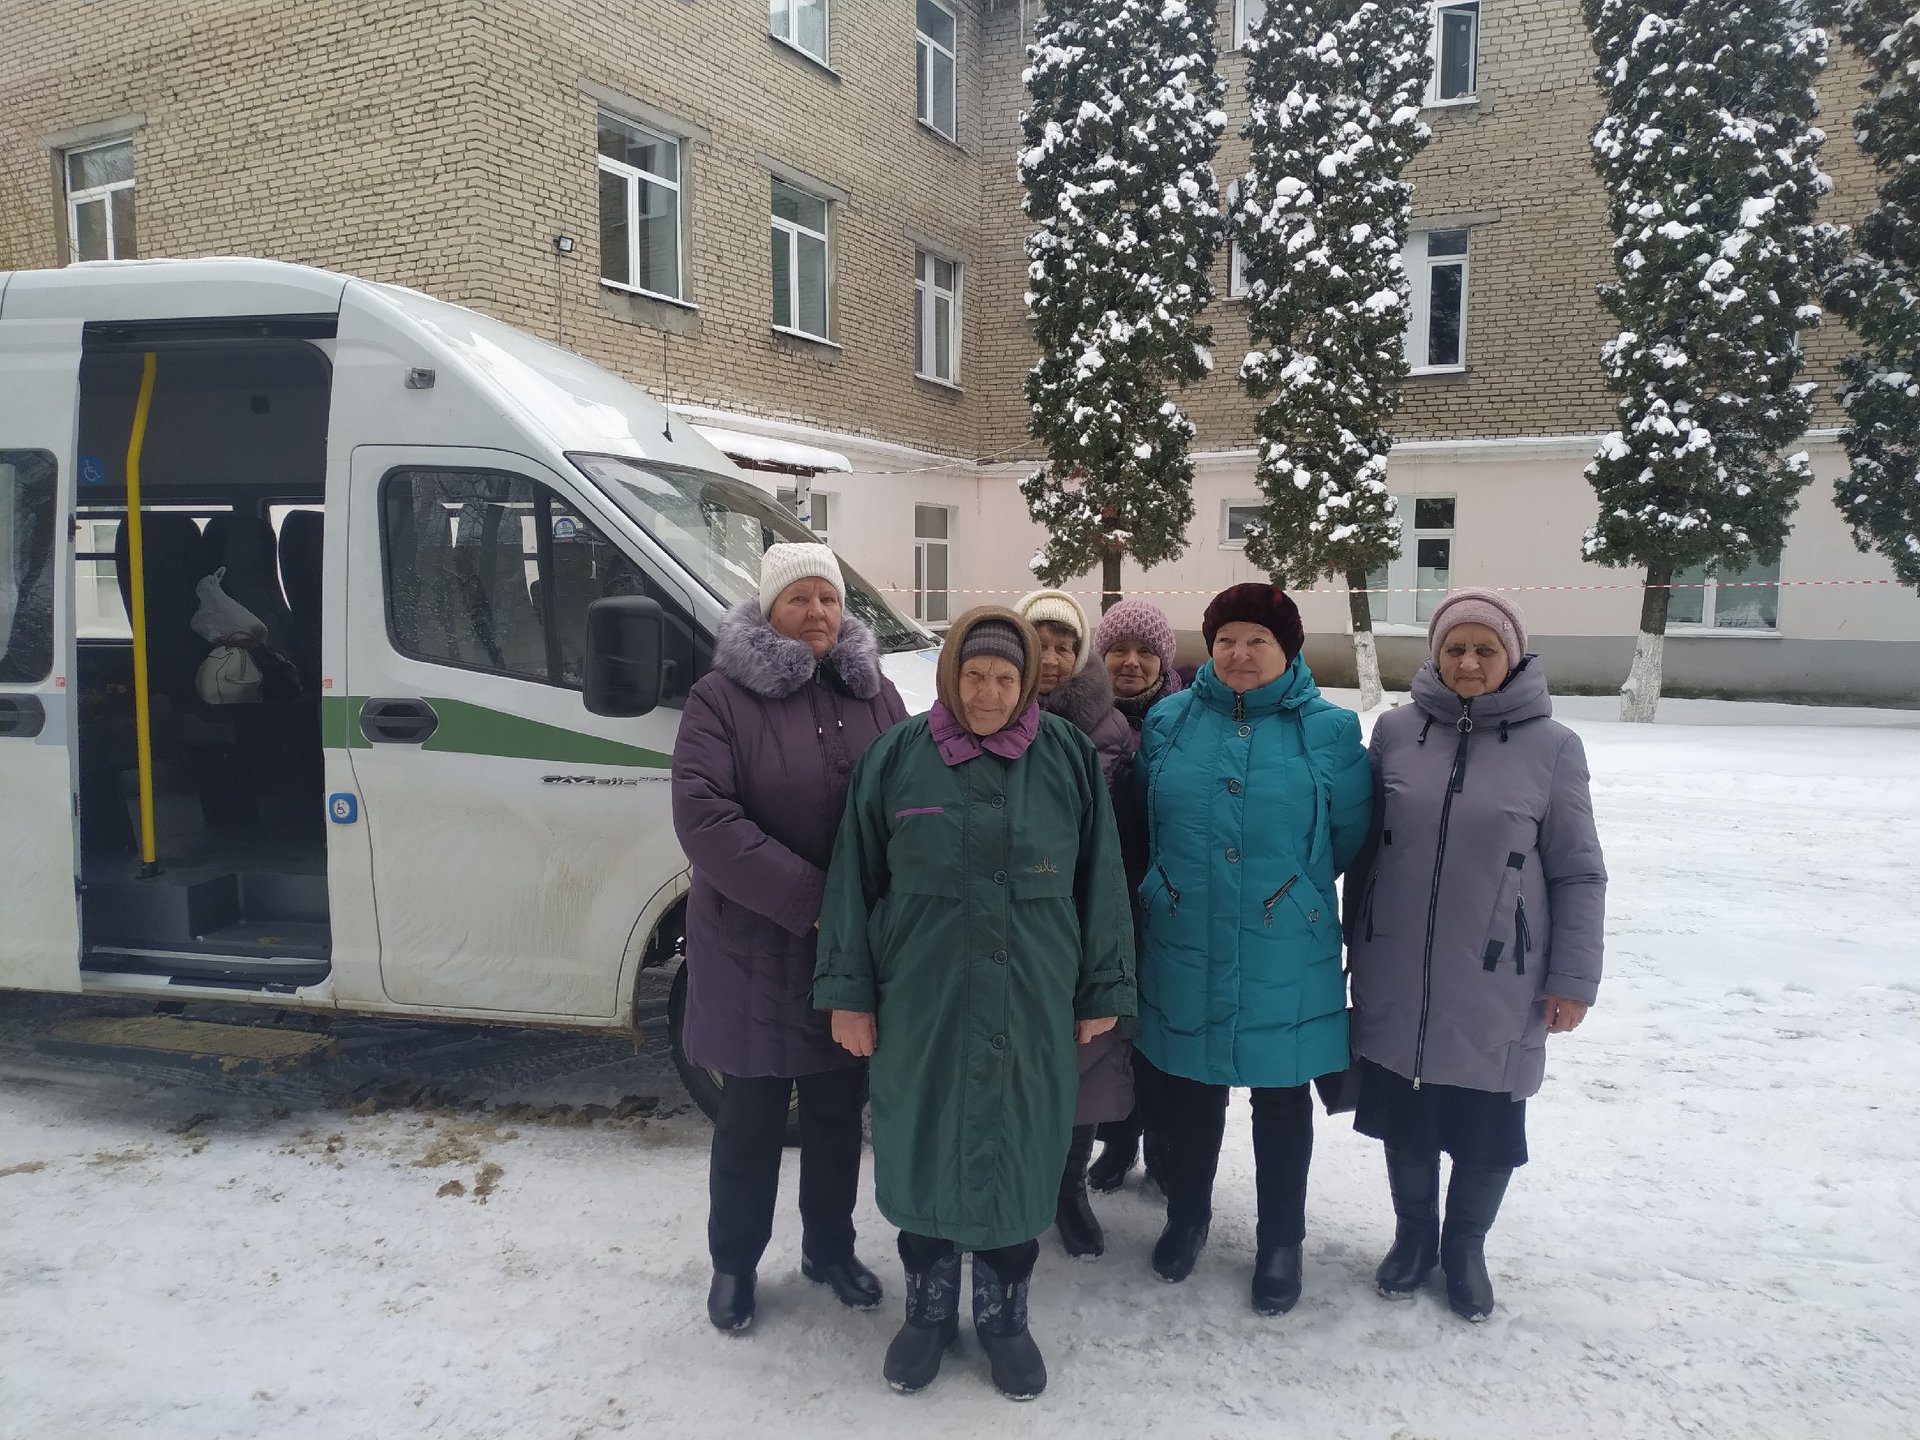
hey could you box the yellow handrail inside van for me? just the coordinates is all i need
[124,351,160,875]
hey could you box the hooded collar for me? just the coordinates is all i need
[1410,655,1552,726]
[712,600,886,701]
[928,698,1042,766]
[1191,653,1320,717]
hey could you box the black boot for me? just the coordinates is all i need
[1440,1163,1513,1322]
[1150,1219,1209,1283]
[1055,1125,1106,1259]
[973,1256,1047,1400]
[706,1270,755,1332]
[883,1249,961,1393]
[1375,1147,1440,1298]
[1250,1244,1302,1316]
[1087,1129,1139,1194]
[1142,1130,1172,1193]
[802,1251,884,1310]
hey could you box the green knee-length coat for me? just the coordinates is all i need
[814,711,1135,1249]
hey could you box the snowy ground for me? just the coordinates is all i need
[3,698,1917,1440]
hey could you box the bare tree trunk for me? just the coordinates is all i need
[1619,561,1671,723]
[1345,566,1383,711]
[1102,550,1123,613]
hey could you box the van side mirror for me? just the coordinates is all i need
[584,597,666,717]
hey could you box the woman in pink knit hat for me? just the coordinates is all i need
[1342,587,1608,1322]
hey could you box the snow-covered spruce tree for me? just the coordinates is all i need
[1020,0,1227,609]
[1234,0,1432,709]
[1825,0,1920,589]
[1584,0,1840,720]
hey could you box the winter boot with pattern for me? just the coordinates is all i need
[1440,1163,1513,1322]
[972,1256,1047,1401]
[1055,1125,1106,1259]
[882,1249,961,1393]
[1375,1147,1441,1298]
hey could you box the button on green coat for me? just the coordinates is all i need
[814,713,1136,1249]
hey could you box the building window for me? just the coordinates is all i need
[917,0,958,138]
[1668,557,1781,631]
[915,250,960,383]
[1403,228,1468,372]
[1228,241,1251,299]
[1428,2,1480,104]
[771,0,829,66]
[913,504,952,626]
[776,487,833,540]
[1221,502,1262,546]
[597,114,683,300]
[65,141,137,263]
[771,179,830,340]
[1234,0,1268,48]
[1365,495,1454,626]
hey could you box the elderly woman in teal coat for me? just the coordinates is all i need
[1133,583,1371,1316]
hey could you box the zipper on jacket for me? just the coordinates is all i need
[1156,863,1182,917]
[1233,692,1246,723]
[1263,875,1299,927]
[1412,697,1474,1089]
[1514,895,1531,976]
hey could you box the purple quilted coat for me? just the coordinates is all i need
[671,602,908,1078]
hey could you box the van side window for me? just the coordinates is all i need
[0,451,58,684]
[381,469,651,690]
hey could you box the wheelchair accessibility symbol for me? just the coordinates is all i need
[328,793,359,825]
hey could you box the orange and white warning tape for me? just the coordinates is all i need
[873,578,1906,598]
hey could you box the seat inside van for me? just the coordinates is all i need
[73,333,333,990]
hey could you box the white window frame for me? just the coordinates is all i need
[1425,1,1480,107]
[1233,0,1267,49]
[913,503,954,628]
[1403,228,1469,374]
[596,113,684,303]
[771,179,832,341]
[1365,495,1456,627]
[65,139,136,263]
[1220,500,1263,548]
[915,249,961,385]
[1228,240,1251,299]
[1668,557,1784,633]
[916,0,958,140]
[770,0,830,67]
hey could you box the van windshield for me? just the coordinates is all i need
[570,453,934,654]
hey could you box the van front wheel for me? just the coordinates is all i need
[664,960,801,1147]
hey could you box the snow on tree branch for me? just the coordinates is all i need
[1020,0,1227,588]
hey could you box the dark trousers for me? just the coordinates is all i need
[708,1065,865,1276]
[898,1230,1040,1286]
[1149,1057,1315,1251]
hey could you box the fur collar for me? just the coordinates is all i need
[712,600,886,701]
[1039,660,1116,738]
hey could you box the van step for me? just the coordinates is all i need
[83,869,241,945]
[83,937,330,988]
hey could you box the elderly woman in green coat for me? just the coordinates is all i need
[815,606,1135,1402]
[1135,584,1371,1316]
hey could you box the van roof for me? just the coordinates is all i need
[0,257,750,482]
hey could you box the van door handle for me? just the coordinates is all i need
[0,696,46,739]
[359,698,439,745]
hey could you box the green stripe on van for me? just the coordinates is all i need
[321,695,670,767]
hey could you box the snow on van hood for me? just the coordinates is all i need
[880,646,941,716]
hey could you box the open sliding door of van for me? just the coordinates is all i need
[0,304,83,991]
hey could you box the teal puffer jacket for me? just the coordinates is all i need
[1134,656,1371,1088]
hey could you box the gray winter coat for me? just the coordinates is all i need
[671,603,908,1078]
[1039,663,1137,1126]
[1346,658,1606,1100]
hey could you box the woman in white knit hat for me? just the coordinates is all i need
[1014,588,1139,1260]
[671,541,909,1332]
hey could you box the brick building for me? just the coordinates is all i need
[3,0,1914,700]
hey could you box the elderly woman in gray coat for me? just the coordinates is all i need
[1345,588,1607,1322]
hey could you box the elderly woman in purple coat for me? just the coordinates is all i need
[671,542,908,1333]
[1345,588,1607,1322]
